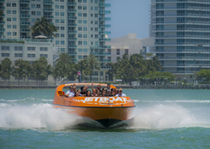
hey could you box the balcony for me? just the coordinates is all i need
[0,21,4,24]
[99,17,111,21]
[20,7,30,11]
[44,1,53,5]
[0,6,4,10]
[68,10,76,13]
[68,17,77,20]
[0,28,5,32]
[20,15,30,18]
[68,45,77,48]
[99,10,111,14]
[44,8,53,12]
[45,15,53,19]
[20,0,30,3]
[99,4,111,7]
[68,51,77,55]
[20,22,30,25]
[68,24,77,27]
[100,38,111,41]
[68,3,77,6]
[91,52,111,56]
[20,29,30,32]
[68,37,77,41]
[68,30,77,34]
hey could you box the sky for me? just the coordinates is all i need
[108,0,150,39]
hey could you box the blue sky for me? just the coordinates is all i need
[108,0,150,39]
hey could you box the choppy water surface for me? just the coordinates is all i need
[1,89,210,148]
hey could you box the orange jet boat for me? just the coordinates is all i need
[53,83,135,128]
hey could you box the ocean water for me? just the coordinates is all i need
[1,89,210,148]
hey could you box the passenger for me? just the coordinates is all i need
[73,86,77,94]
[111,89,117,96]
[86,90,92,97]
[65,85,75,97]
[96,89,100,96]
[106,89,112,96]
[115,88,127,97]
[77,89,82,96]
[91,88,97,96]
[97,84,101,93]
[75,91,80,97]
[101,90,106,96]
[107,84,111,90]
[81,86,87,96]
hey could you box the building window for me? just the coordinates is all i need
[13,18,16,21]
[27,47,35,51]
[7,18,11,21]
[83,34,87,38]
[83,27,87,31]
[78,27,82,31]
[83,6,87,10]
[7,10,11,14]
[61,34,65,37]
[78,49,82,52]
[125,49,129,55]
[7,32,11,36]
[31,11,36,15]
[78,6,82,10]
[13,32,17,36]
[27,54,36,58]
[95,35,98,38]
[61,19,64,23]
[83,13,87,17]
[15,46,23,51]
[60,5,64,9]
[7,25,11,29]
[1,46,10,50]
[61,27,64,30]
[40,47,48,51]
[12,10,16,14]
[31,4,35,8]
[1,53,10,57]
[117,49,120,55]
[40,54,48,58]
[60,12,64,16]
[55,19,59,23]
[37,11,41,15]
[61,41,65,45]
[55,12,59,16]
[83,41,87,45]
[83,20,87,24]
[36,4,41,8]
[108,49,111,53]
[7,3,11,7]
[12,3,16,7]
[55,5,59,9]
[78,41,82,45]
[78,34,82,38]
[15,53,23,57]
[78,55,82,59]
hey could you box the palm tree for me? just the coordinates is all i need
[31,17,57,38]
[86,54,100,82]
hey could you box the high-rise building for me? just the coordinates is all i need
[150,0,210,79]
[0,0,111,81]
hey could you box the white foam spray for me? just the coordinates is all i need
[0,103,85,130]
[129,104,210,129]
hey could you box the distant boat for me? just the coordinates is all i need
[53,83,135,128]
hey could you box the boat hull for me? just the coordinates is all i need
[53,104,134,128]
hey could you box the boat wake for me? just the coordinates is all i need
[0,103,85,130]
[1,102,210,130]
[128,104,210,129]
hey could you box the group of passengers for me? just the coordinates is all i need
[65,83,126,97]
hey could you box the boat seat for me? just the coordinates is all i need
[58,91,64,96]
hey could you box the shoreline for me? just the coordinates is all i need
[0,85,210,89]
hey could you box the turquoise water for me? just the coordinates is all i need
[1,89,210,148]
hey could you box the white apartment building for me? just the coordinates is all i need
[106,33,154,63]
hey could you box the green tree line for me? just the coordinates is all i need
[0,53,177,84]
